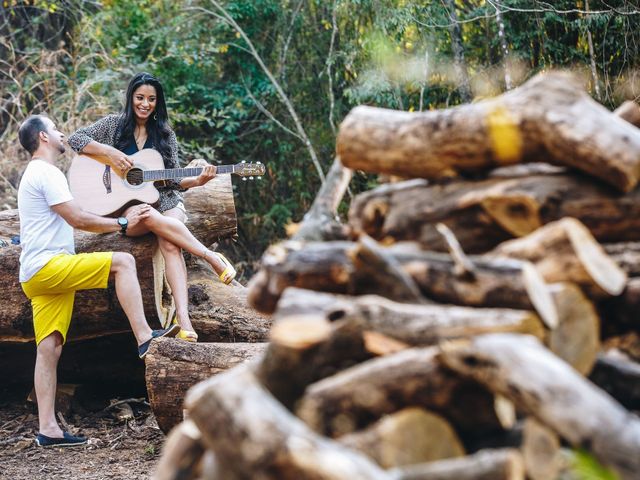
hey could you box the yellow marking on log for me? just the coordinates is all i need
[486,103,523,164]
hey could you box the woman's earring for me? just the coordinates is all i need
[153,113,158,121]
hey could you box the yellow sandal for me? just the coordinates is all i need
[211,251,236,285]
[171,317,199,342]
[176,329,198,342]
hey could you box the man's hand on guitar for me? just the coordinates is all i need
[193,159,216,186]
[125,204,152,229]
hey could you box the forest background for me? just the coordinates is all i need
[2,0,640,278]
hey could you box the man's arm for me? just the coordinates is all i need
[52,201,151,233]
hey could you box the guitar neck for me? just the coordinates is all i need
[142,165,235,182]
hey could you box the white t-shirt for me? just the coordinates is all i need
[18,159,75,282]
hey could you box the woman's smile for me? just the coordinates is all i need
[133,84,157,121]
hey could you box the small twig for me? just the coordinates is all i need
[105,398,149,410]
[436,223,477,280]
[56,412,72,433]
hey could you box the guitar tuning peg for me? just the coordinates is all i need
[241,160,246,163]
[249,176,254,180]
[257,176,262,180]
[242,177,247,181]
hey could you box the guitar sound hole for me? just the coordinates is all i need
[126,168,144,186]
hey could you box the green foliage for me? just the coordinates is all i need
[568,449,620,480]
[3,0,640,265]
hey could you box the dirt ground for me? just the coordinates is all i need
[0,385,165,480]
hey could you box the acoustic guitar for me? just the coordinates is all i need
[67,148,265,216]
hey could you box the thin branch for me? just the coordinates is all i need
[189,2,325,182]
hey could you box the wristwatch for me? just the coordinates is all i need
[117,216,128,234]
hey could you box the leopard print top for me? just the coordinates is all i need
[68,114,184,213]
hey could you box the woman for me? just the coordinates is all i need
[68,72,235,342]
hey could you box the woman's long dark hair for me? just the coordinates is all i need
[115,72,172,163]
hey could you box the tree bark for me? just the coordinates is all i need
[439,333,640,480]
[296,347,503,439]
[589,350,640,411]
[184,255,271,342]
[339,408,465,468]
[546,283,600,375]
[248,240,558,329]
[391,449,525,480]
[487,217,627,297]
[145,338,266,434]
[337,71,640,192]
[348,173,640,254]
[184,364,392,480]
[275,288,545,346]
[614,100,640,128]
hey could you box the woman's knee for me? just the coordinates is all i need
[158,236,181,256]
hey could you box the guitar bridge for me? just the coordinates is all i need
[103,166,112,194]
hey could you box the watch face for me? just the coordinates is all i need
[118,217,127,227]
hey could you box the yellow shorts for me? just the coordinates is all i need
[21,252,113,345]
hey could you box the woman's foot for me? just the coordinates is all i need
[176,329,198,342]
[206,251,236,285]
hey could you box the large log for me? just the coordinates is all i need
[589,349,640,411]
[184,255,271,342]
[249,240,558,328]
[348,173,640,254]
[439,333,640,480]
[295,347,504,439]
[275,288,546,346]
[0,176,238,343]
[487,218,626,297]
[184,364,392,480]
[145,338,266,434]
[338,408,466,468]
[337,71,640,192]
[390,449,525,480]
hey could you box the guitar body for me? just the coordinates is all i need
[68,149,164,216]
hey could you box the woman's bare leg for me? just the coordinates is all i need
[157,208,194,332]
[124,206,230,276]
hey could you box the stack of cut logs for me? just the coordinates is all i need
[156,71,640,480]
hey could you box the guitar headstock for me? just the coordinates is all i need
[234,161,265,180]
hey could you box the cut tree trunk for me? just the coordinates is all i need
[256,314,371,410]
[338,407,465,468]
[154,420,206,480]
[348,173,640,254]
[466,418,561,480]
[614,100,640,128]
[390,449,525,480]
[546,283,600,375]
[275,288,546,346]
[487,217,626,297]
[296,347,504,439]
[438,333,640,480]
[599,277,640,338]
[589,350,640,411]
[145,338,266,434]
[184,364,392,480]
[184,255,271,343]
[0,177,238,343]
[248,240,558,329]
[337,71,640,192]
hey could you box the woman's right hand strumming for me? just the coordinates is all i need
[105,146,133,174]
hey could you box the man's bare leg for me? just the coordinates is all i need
[110,252,153,345]
[34,332,64,437]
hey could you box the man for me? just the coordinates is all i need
[17,114,179,448]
